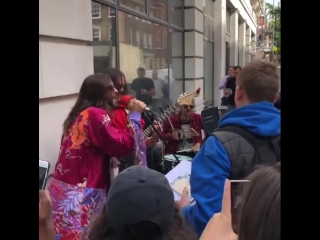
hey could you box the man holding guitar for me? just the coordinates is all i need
[162,89,204,154]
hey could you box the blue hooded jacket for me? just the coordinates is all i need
[181,102,280,237]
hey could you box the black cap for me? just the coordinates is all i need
[106,166,175,235]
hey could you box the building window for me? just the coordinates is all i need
[135,6,140,20]
[92,26,101,41]
[170,0,183,27]
[92,2,101,19]
[143,33,147,48]
[226,8,230,34]
[92,3,116,73]
[108,8,115,18]
[127,29,133,45]
[121,0,146,13]
[135,31,140,47]
[148,34,152,49]
[150,0,168,22]
[226,42,230,74]
[109,26,112,41]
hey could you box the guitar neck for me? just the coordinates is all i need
[143,102,180,137]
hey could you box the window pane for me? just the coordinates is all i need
[120,0,146,13]
[91,2,116,72]
[170,0,183,27]
[119,11,169,111]
[204,41,214,101]
[204,0,214,41]
[150,0,167,22]
[226,9,230,34]
[168,29,183,104]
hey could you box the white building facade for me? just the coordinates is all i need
[39,0,262,169]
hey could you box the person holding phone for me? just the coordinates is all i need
[39,190,56,240]
[200,163,280,240]
[48,73,146,240]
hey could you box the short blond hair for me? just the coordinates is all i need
[237,60,279,103]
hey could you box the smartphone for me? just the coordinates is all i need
[39,160,50,190]
[230,180,250,233]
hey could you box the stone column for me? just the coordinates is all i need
[180,0,204,112]
[245,27,252,64]
[172,0,204,109]
[213,0,226,106]
[238,21,246,67]
[229,9,239,66]
[251,35,256,60]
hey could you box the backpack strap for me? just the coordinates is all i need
[214,125,276,150]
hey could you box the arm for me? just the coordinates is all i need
[131,79,137,97]
[89,109,141,157]
[224,79,231,95]
[162,117,174,141]
[219,76,227,90]
[225,79,231,88]
[145,137,156,147]
[181,136,231,237]
[146,78,155,95]
[39,220,55,240]
[193,115,204,144]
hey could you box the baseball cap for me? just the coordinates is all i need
[106,166,175,236]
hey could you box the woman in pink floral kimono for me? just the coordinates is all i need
[48,73,146,240]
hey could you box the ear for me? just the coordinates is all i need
[235,85,243,101]
[273,93,279,103]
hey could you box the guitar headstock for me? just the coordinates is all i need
[177,88,201,106]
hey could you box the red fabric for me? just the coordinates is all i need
[162,113,203,154]
[53,107,135,191]
[112,95,145,131]
[110,95,146,168]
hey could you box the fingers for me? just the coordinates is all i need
[39,190,51,204]
[182,187,189,197]
[129,99,146,111]
[221,179,232,217]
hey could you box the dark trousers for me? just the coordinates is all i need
[221,96,228,106]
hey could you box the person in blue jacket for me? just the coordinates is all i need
[176,60,281,237]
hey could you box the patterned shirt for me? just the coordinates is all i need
[162,113,204,154]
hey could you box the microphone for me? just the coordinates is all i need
[119,95,153,113]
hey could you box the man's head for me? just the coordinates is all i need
[180,100,195,117]
[137,67,145,78]
[228,67,234,77]
[152,70,158,79]
[233,66,241,78]
[235,60,280,108]
[102,68,128,97]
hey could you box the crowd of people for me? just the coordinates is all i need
[39,59,281,240]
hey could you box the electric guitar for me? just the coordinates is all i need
[143,87,201,137]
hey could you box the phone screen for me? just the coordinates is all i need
[39,166,48,190]
[231,180,249,233]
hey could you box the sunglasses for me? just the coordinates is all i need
[183,105,194,109]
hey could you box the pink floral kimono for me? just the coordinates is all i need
[48,107,145,240]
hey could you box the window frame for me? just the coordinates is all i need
[108,7,115,18]
[92,2,101,19]
[92,26,101,41]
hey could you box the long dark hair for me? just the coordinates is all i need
[62,73,114,134]
[238,162,281,240]
[88,204,197,240]
[101,68,128,95]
